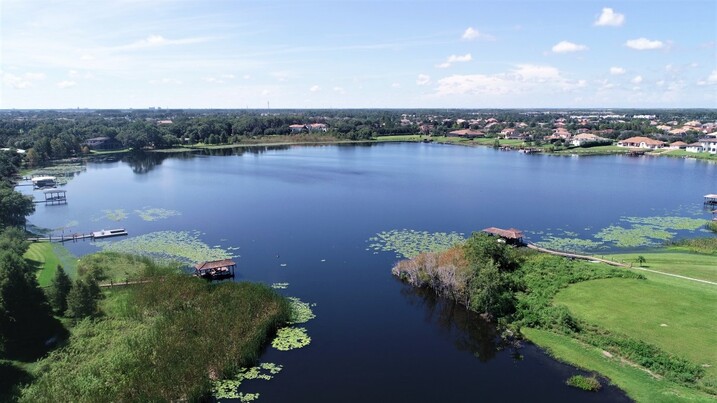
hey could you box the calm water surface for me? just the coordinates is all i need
[24,143,717,402]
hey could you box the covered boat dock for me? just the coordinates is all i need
[481,227,525,246]
[194,259,236,280]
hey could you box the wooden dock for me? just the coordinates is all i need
[27,228,127,243]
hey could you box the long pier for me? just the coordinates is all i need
[27,228,128,243]
[526,243,628,268]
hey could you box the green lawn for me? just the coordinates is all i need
[552,145,628,155]
[374,135,424,142]
[24,243,77,287]
[663,150,717,161]
[554,277,717,381]
[608,251,717,283]
[523,328,715,402]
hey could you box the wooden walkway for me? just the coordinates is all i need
[526,243,629,268]
[526,243,717,286]
[98,279,153,288]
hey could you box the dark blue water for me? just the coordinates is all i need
[23,143,717,401]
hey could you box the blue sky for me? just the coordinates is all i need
[1,0,715,109]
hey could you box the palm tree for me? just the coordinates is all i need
[636,256,646,267]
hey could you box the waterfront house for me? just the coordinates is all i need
[617,136,666,149]
[699,138,717,154]
[570,133,612,147]
[669,141,688,150]
[307,123,328,132]
[685,143,703,153]
[289,124,307,133]
[83,136,122,151]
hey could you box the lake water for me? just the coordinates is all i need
[23,143,717,401]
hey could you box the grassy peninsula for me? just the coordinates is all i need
[391,232,717,401]
[3,249,291,402]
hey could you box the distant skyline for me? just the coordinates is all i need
[1,0,716,109]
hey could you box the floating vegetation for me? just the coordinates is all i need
[594,225,674,248]
[134,207,181,222]
[212,363,283,401]
[29,163,86,185]
[271,282,289,289]
[55,220,79,231]
[96,230,232,264]
[287,297,316,324]
[272,327,311,351]
[535,237,606,253]
[620,216,707,231]
[367,229,466,258]
[97,209,128,222]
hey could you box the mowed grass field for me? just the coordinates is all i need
[609,251,717,283]
[24,243,76,287]
[554,273,717,380]
[523,328,715,403]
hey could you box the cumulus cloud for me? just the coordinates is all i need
[462,27,494,41]
[594,8,625,26]
[434,64,582,96]
[2,72,46,89]
[631,75,643,85]
[437,54,472,68]
[625,38,664,50]
[610,67,626,75]
[56,80,77,88]
[149,78,182,85]
[551,41,588,53]
[309,85,320,92]
[391,82,401,88]
[113,35,208,51]
[707,69,717,84]
[332,86,345,94]
[416,74,431,86]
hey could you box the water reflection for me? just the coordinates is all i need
[399,282,520,363]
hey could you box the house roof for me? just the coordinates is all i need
[670,141,688,147]
[619,136,665,145]
[482,227,524,240]
[195,259,236,270]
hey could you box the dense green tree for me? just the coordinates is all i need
[65,279,97,320]
[468,259,516,317]
[0,186,35,229]
[48,266,72,315]
[0,227,29,257]
[0,251,56,356]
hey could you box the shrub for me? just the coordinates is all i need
[566,375,601,391]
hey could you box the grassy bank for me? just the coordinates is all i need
[21,271,290,402]
[607,250,717,282]
[523,328,715,402]
[24,243,77,287]
[663,150,717,162]
[554,277,717,380]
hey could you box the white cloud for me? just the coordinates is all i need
[707,69,717,84]
[391,82,400,88]
[149,78,182,85]
[462,27,494,41]
[202,77,224,84]
[610,67,626,75]
[309,85,320,92]
[435,64,582,96]
[437,53,472,68]
[2,72,46,89]
[333,86,345,94]
[221,74,235,79]
[261,89,270,96]
[56,80,77,88]
[113,34,208,51]
[625,38,664,50]
[243,75,251,80]
[631,75,643,85]
[551,41,588,53]
[416,74,431,86]
[594,8,625,27]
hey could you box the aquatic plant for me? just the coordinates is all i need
[96,209,128,222]
[96,230,232,264]
[134,207,181,222]
[29,163,86,185]
[534,236,605,253]
[271,327,311,351]
[271,282,289,289]
[621,216,707,231]
[212,363,283,401]
[367,229,465,258]
[594,225,674,248]
[287,297,315,324]
[566,375,601,391]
